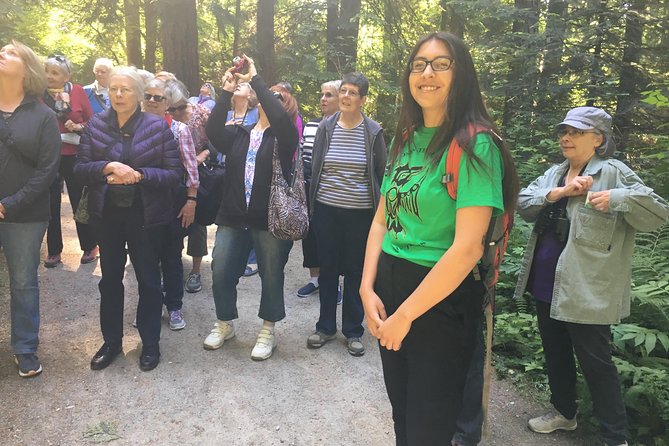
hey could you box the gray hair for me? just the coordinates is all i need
[110,66,145,99]
[136,69,155,85]
[164,79,190,108]
[93,58,113,71]
[45,54,72,76]
[145,78,167,93]
[321,80,342,92]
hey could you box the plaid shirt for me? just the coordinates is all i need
[170,120,199,188]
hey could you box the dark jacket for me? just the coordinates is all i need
[309,111,387,215]
[206,75,298,230]
[74,108,183,228]
[0,96,61,222]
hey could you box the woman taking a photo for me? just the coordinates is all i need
[75,67,182,372]
[43,54,97,267]
[204,56,298,361]
[0,40,61,377]
[360,32,518,444]
[515,107,669,446]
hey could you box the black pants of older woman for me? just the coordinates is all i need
[535,301,628,445]
[97,197,165,348]
[375,252,483,446]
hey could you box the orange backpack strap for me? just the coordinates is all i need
[442,124,491,200]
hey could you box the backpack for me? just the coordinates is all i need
[441,125,514,308]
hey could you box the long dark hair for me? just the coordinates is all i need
[389,31,519,211]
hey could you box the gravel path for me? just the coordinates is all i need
[0,201,597,445]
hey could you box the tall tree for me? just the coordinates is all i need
[124,0,143,68]
[440,0,464,37]
[233,0,242,57]
[144,0,158,72]
[614,0,648,153]
[338,0,361,72]
[257,0,276,84]
[160,0,199,91]
[326,0,339,73]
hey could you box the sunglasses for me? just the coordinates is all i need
[167,104,188,113]
[272,91,284,102]
[47,54,71,73]
[144,94,166,102]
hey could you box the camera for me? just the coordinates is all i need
[534,205,570,243]
[232,56,248,74]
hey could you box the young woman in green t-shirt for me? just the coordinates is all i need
[360,31,519,445]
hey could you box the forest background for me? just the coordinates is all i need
[2,0,669,444]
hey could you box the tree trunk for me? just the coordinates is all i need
[502,0,539,131]
[338,0,361,72]
[586,0,606,106]
[124,0,143,68]
[144,0,157,72]
[257,0,275,84]
[440,1,464,37]
[233,0,241,57]
[326,0,339,73]
[377,0,401,128]
[160,0,199,92]
[614,0,648,153]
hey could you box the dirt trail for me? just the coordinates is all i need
[0,201,597,445]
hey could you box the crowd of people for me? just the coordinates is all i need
[1,32,668,446]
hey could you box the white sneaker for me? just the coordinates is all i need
[203,321,235,350]
[251,327,276,361]
[528,410,577,433]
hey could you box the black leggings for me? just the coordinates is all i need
[375,252,484,446]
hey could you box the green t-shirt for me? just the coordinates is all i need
[380,127,504,268]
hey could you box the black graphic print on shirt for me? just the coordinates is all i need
[385,163,427,238]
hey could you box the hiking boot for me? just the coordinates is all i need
[169,309,186,331]
[203,321,235,350]
[44,254,61,268]
[251,327,276,361]
[347,337,365,356]
[185,272,202,293]
[14,353,42,377]
[307,331,336,349]
[80,247,99,264]
[297,281,319,298]
[528,410,577,433]
[139,344,160,371]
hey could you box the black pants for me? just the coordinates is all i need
[312,201,373,338]
[536,301,628,445]
[160,219,185,311]
[97,197,165,348]
[301,181,319,269]
[47,154,97,255]
[376,252,484,446]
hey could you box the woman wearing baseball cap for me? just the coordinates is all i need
[514,106,669,446]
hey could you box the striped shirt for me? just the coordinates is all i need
[301,118,320,181]
[316,121,372,209]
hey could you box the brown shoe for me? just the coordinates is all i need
[80,246,99,264]
[44,254,62,268]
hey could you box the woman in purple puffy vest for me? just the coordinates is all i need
[74,66,183,372]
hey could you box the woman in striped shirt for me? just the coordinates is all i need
[307,72,387,357]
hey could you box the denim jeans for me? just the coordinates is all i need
[0,221,48,354]
[47,154,97,255]
[211,225,292,322]
[312,202,373,338]
[536,301,628,445]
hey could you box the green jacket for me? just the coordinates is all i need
[513,155,669,324]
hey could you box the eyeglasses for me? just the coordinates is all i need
[167,104,188,113]
[409,56,455,73]
[557,128,601,138]
[144,93,166,102]
[339,88,360,97]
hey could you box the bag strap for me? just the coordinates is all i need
[442,124,495,200]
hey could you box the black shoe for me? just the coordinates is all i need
[90,342,122,371]
[139,345,160,371]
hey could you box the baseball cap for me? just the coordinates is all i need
[556,107,616,157]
